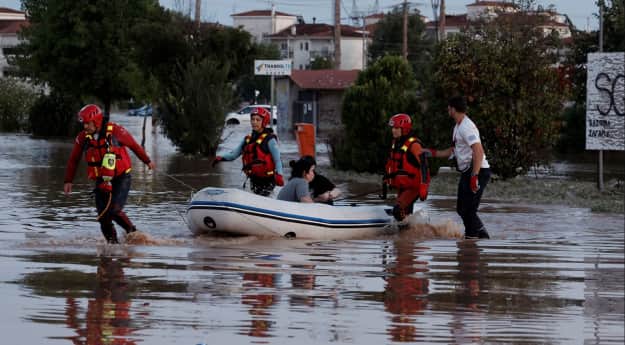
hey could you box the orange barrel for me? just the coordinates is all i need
[295,123,315,158]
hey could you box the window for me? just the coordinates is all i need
[305,42,309,51]
[281,42,287,50]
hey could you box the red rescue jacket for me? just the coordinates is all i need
[64,122,151,183]
[242,129,277,178]
[385,135,428,189]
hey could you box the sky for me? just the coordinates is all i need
[0,0,600,31]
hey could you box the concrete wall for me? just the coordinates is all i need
[233,15,296,42]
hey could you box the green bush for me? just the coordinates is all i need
[0,78,37,132]
[28,91,82,137]
[159,59,234,156]
[331,56,419,173]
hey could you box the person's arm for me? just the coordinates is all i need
[295,179,314,203]
[471,142,484,176]
[219,137,245,161]
[63,134,85,196]
[115,126,154,169]
[426,146,453,159]
[267,138,283,175]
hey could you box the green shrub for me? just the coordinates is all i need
[28,91,82,137]
[0,78,37,132]
[332,56,419,173]
[159,59,234,156]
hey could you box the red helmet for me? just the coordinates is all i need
[389,113,412,135]
[78,104,103,129]
[250,107,271,127]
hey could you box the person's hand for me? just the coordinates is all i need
[418,183,429,201]
[470,173,480,193]
[275,173,284,186]
[212,156,223,168]
[422,148,437,158]
[98,181,112,193]
[63,182,72,196]
[147,161,156,170]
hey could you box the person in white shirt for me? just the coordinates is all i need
[423,96,491,239]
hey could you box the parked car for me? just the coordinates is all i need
[128,104,153,117]
[225,104,277,126]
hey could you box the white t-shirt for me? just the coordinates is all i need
[452,115,489,172]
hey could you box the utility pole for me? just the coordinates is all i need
[402,0,408,61]
[597,1,604,191]
[439,0,445,41]
[334,0,341,69]
[194,0,201,29]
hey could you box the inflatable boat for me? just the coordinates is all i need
[186,187,405,240]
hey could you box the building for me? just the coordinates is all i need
[268,23,368,71]
[0,7,28,77]
[275,69,359,139]
[425,1,571,39]
[231,9,298,43]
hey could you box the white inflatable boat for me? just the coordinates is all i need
[186,187,405,240]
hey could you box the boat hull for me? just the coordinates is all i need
[186,187,400,240]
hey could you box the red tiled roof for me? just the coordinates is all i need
[270,23,364,38]
[466,1,519,8]
[0,19,28,34]
[231,10,296,17]
[0,7,25,15]
[425,14,468,28]
[290,69,359,90]
[365,13,384,19]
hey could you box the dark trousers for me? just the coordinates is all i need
[94,173,134,243]
[250,176,276,196]
[457,168,490,236]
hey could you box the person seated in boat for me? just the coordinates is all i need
[213,107,284,196]
[277,156,318,203]
[310,170,341,204]
[383,113,431,221]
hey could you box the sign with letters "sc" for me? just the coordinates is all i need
[254,60,292,76]
[585,52,624,151]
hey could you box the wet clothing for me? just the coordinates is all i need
[385,133,429,219]
[451,115,490,238]
[64,123,151,183]
[65,122,150,244]
[457,168,491,237]
[220,128,283,196]
[95,173,134,243]
[309,173,335,198]
[452,116,489,172]
[277,177,310,202]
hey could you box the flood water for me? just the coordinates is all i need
[1,114,623,344]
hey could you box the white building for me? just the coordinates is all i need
[231,9,298,43]
[268,23,368,71]
[0,7,27,77]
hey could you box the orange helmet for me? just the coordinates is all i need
[389,113,412,135]
[78,104,103,129]
[250,107,271,127]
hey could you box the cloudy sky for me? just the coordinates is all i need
[1,0,600,31]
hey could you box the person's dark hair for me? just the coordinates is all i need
[289,155,316,179]
[448,95,467,113]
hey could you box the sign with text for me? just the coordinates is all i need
[585,52,624,151]
[254,59,292,76]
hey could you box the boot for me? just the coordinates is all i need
[392,204,406,221]
[100,223,119,244]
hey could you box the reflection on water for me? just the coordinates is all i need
[0,115,623,344]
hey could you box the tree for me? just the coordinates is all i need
[159,59,233,156]
[600,0,625,52]
[331,56,419,172]
[17,0,162,115]
[368,8,435,83]
[431,9,568,179]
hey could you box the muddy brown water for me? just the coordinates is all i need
[0,114,623,344]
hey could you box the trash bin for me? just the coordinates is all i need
[295,122,315,158]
